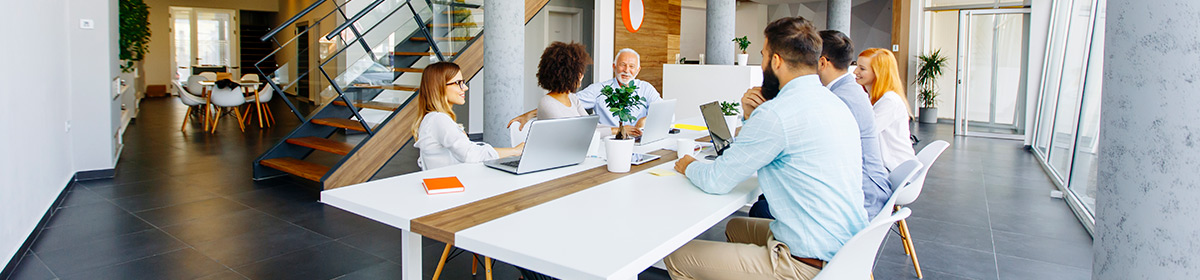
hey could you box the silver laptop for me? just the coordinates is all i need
[485,115,600,175]
[635,99,678,146]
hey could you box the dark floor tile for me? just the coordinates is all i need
[336,225,408,264]
[227,184,320,213]
[38,229,187,277]
[42,200,128,229]
[335,261,406,280]
[290,205,392,239]
[192,222,331,267]
[195,269,250,280]
[59,248,227,280]
[995,254,1090,280]
[110,184,218,212]
[161,208,291,245]
[878,236,999,280]
[987,206,1090,240]
[133,197,252,227]
[32,210,155,253]
[992,231,1093,270]
[7,252,56,280]
[872,259,974,280]
[58,185,106,208]
[902,217,995,253]
[905,199,992,229]
[85,178,190,200]
[233,241,385,280]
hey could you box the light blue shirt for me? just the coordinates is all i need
[828,73,892,219]
[576,78,663,127]
[684,75,867,261]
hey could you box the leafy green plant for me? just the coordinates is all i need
[119,0,152,73]
[601,83,646,140]
[732,36,751,54]
[914,49,948,108]
[719,101,740,116]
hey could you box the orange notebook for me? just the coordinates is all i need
[422,176,465,195]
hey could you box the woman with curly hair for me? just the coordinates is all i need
[412,62,523,170]
[535,41,638,137]
[854,48,917,171]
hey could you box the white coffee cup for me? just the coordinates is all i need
[676,138,697,158]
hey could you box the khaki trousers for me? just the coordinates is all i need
[664,217,822,280]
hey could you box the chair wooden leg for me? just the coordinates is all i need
[265,104,275,126]
[241,104,252,124]
[233,107,246,132]
[181,106,192,132]
[898,218,923,279]
[432,244,453,280]
[210,108,222,134]
[472,254,478,275]
[484,257,493,280]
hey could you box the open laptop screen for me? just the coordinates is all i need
[699,101,733,156]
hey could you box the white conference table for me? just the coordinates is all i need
[321,118,760,280]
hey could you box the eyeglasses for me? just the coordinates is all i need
[446,80,467,90]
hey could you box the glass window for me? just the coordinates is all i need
[1046,0,1095,178]
[1067,0,1105,216]
[1033,0,1074,159]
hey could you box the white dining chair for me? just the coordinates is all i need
[240,73,259,83]
[185,75,207,97]
[888,140,950,279]
[242,85,276,127]
[177,81,207,132]
[198,72,217,81]
[813,208,913,280]
[209,86,247,133]
[874,159,924,224]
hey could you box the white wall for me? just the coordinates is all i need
[1,0,118,266]
[680,7,705,62]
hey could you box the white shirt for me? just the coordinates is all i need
[537,94,613,137]
[414,112,499,170]
[872,91,918,171]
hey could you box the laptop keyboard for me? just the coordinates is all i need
[500,160,521,168]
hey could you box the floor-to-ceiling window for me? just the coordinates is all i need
[170,7,238,80]
[1031,0,1105,232]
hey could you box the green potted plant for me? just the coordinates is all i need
[600,82,647,173]
[720,101,740,135]
[119,0,151,73]
[732,36,751,66]
[915,49,948,123]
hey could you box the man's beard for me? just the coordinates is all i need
[616,72,634,84]
[761,60,781,100]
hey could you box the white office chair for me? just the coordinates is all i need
[198,72,217,81]
[242,85,276,127]
[209,86,247,133]
[888,140,950,279]
[185,75,207,97]
[177,81,207,132]
[509,119,533,146]
[813,208,913,280]
[240,73,259,83]
[874,159,924,224]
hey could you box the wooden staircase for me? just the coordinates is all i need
[253,0,551,190]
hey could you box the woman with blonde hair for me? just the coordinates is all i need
[854,48,917,171]
[412,62,523,170]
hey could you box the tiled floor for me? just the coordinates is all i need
[5,97,1092,280]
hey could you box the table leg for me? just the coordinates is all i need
[401,229,423,280]
[252,88,264,128]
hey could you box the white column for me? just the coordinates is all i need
[1094,0,1200,278]
[705,0,735,65]
[826,0,851,36]
[483,0,523,146]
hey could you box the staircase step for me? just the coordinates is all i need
[312,118,371,132]
[260,157,330,182]
[286,137,356,155]
[428,22,479,28]
[332,100,402,111]
[411,36,475,42]
[346,84,419,92]
[394,67,424,73]
[444,9,472,15]
[392,51,458,56]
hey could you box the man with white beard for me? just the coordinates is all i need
[508,48,662,135]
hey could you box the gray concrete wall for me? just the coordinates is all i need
[483,0,524,146]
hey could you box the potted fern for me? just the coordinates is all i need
[720,101,740,136]
[732,36,751,66]
[915,49,948,123]
[601,83,647,172]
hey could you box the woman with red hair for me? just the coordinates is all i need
[854,48,917,171]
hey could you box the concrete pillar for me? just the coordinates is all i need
[706,0,735,65]
[483,0,523,147]
[1094,0,1200,278]
[827,0,851,36]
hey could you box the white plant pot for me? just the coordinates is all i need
[605,136,635,173]
[737,53,749,66]
[724,115,741,136]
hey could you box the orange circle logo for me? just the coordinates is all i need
[622,0,644,33]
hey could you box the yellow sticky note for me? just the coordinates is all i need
[649,169,679,176]
[673,124,707,131]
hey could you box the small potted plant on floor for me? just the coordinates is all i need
[601,82,647,173]
[732,36,751,66]
[915,49,948,124]
[720,101,740,136]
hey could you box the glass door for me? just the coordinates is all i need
[170,7,238,80]
[954,9,1030,139]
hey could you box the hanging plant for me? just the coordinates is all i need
[119,0,151,73]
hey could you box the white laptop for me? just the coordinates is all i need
[635,99,678,146]
[485,115,600,175]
